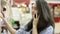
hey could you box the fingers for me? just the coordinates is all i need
[36,13,37,18]
[33,15,35,19]
[33,12,40,20]
[33,14,38,19]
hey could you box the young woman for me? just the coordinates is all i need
[0,0,55,34]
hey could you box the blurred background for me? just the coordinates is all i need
[0,0,60,34]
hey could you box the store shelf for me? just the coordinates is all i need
[45,0,60,3]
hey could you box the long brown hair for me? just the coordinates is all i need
[26,0,55,33]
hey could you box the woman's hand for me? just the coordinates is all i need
[0,12,16,34]
[33,14,39,26]
[0,11,5,20]
[32,14,39,34]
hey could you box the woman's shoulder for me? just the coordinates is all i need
[40,25,54,34]
[16,26,31,34]
[46,25,53,31]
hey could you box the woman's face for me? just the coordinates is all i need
[32,3,37,18]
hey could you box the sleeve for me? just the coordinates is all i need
[39,26,53,34]
[16,26,30,34]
